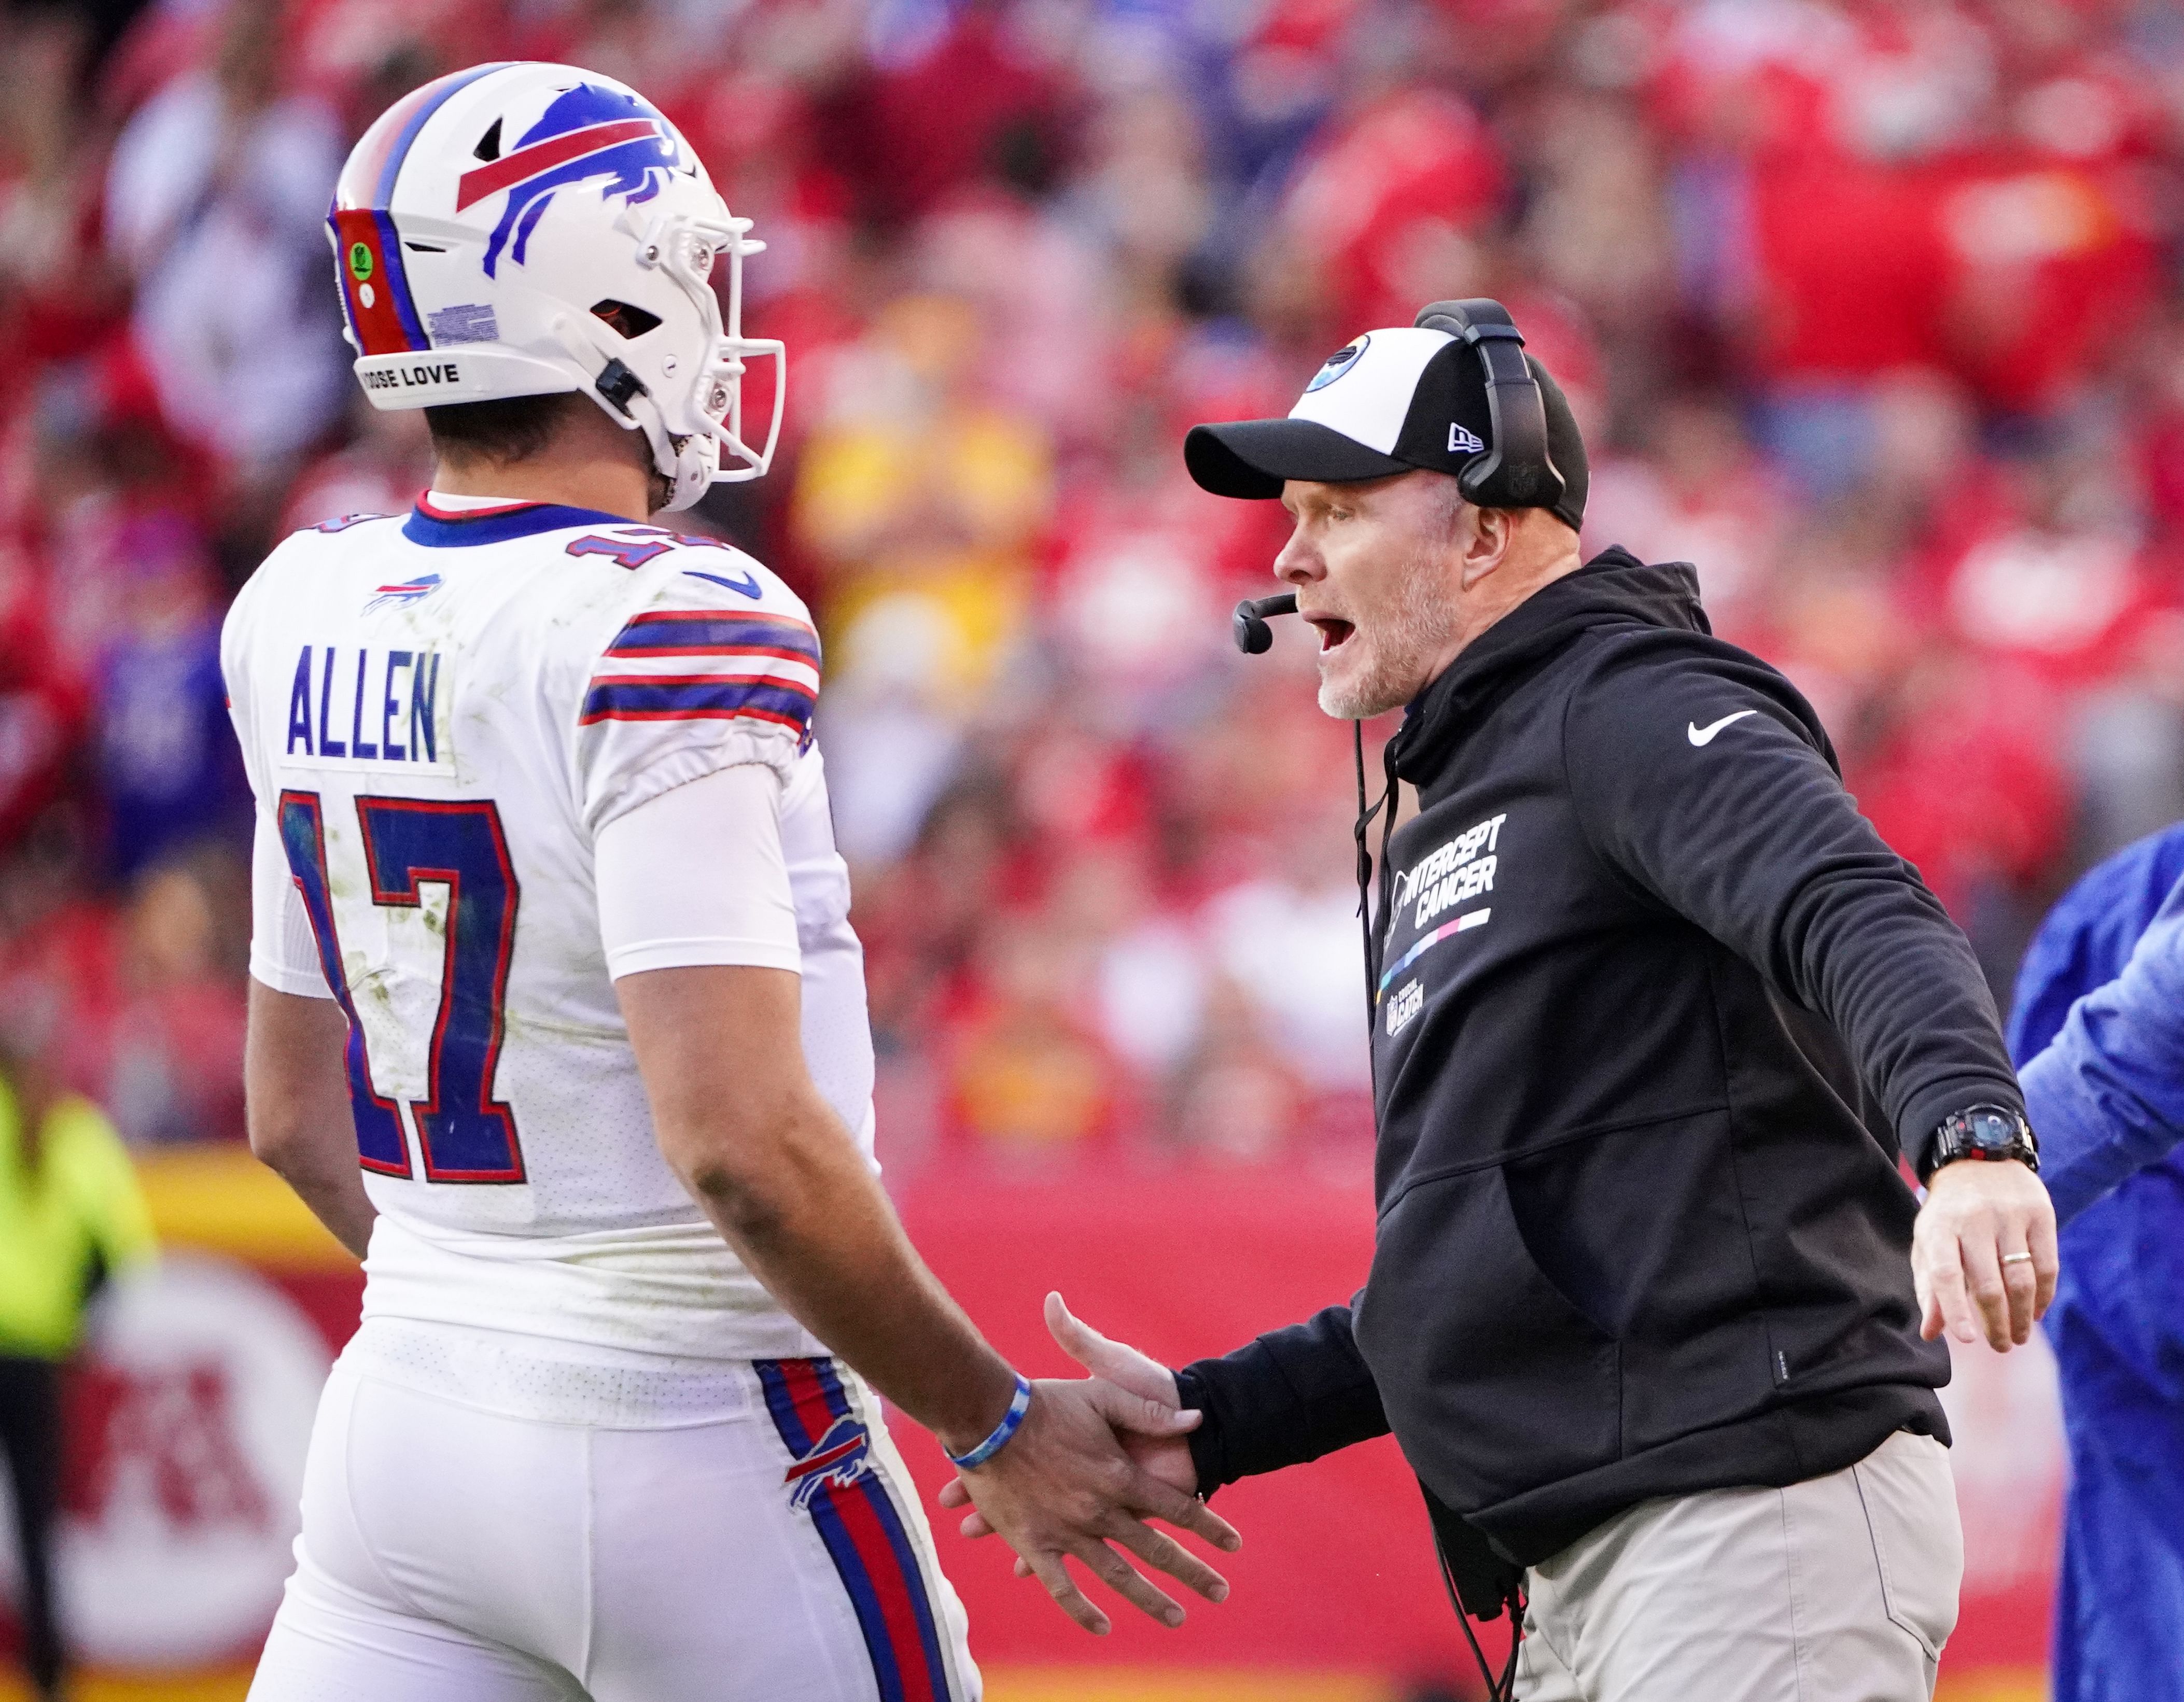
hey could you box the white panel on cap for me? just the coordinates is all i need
[1287,327,1455,454]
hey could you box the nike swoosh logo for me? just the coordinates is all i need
[1687,709,1759,747]
[684,568,762,600]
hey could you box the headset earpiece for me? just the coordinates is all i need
[1412,299,1565,515]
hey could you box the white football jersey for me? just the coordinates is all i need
[223,493,874,1362]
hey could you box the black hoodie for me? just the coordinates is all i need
[1175,549,2023,1569]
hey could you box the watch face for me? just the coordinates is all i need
[1927,1106,2034,1181]
[1969,1110,2017,1150]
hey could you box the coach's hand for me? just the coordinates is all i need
[946,1362,1238,1636]
[1043,1293,1201,1496]
[1912,1158,2059,1351]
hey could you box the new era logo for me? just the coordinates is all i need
[1448,424,1485,454]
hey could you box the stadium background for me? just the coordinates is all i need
[0,0,2174,1692]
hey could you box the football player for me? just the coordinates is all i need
[228,63,1235,1702]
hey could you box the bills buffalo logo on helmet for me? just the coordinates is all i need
[782,1415,873,1509]
[454,83,685,278]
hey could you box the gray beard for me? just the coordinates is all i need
[1316,551,1458,720]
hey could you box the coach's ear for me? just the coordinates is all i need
[1460,500,1583,597]
[1455,503,1513,592]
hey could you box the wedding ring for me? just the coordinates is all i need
[2000,1252,2035,1265]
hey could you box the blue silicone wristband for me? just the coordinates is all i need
[948,1373,1033,1470]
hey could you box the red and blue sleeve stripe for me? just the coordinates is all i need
[578,675,815,733]
[603,610,821,666]
[755,1359,959,1702]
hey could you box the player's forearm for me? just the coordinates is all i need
[258,1140,376,1260]
[674,1094,1019,1453]
[246,1094,376,1259]
[245,981,375,1260]
[623,962,1023,1451]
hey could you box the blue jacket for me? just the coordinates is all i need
[2012,823,2184,1700]
[2011,822,2184,1402]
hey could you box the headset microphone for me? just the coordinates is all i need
[1232,593,1298,654]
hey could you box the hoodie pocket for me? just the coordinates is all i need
[1360,1163,1622,1497]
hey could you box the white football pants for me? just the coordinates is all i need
[248,1325,979,1702]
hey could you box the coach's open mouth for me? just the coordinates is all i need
[1306,615,1354,652]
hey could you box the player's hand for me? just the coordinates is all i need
[943,1293,1199,1541]
[942,1296,1239,1636]
[949,1375,1239,1635]
[1912,1158,2058,1351]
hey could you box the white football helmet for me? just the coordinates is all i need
[328,62,782,510]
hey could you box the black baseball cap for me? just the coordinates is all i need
[1184,326,1588,532]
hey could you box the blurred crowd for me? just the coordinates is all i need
[1,0,2180,1169]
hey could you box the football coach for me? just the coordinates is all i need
[944,304,2057,1700]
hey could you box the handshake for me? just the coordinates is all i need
[934,1293,1242,1636]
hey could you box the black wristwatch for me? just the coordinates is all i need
[1920,1103,2039,1185]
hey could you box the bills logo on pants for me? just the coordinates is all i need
[786,1415,874,1510]
[756,1359,959,1702]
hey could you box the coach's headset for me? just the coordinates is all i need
[1231,297,1565,654]
[1228,298,1555,1700]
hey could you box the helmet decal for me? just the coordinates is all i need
[455,85,683,277]
[330,207,428,355]
[330,62,514,356]
[427,302,500,344]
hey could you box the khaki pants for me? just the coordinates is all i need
[1515,1429,1962,1701]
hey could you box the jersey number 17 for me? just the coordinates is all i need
[278,790,526,1183]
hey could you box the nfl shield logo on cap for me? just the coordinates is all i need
[1305,337,1368,393]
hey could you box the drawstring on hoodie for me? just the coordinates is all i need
[1351,721,1402,1054]
[1352,719,1406,1039]
[1352,722,1381,1038]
